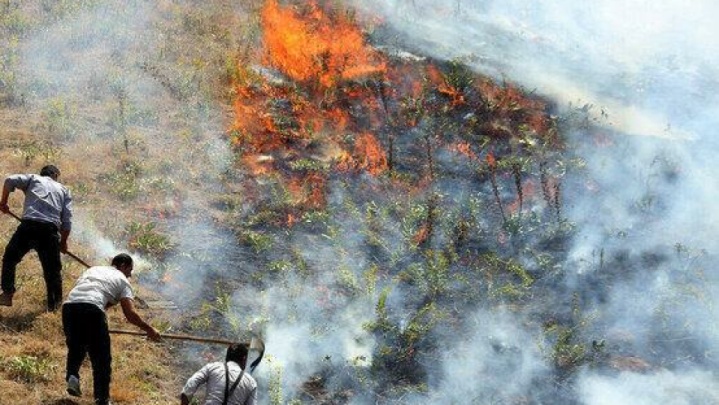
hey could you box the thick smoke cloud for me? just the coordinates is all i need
[352,0,719,140]
[579,369,719,405]
[434,309,549,403]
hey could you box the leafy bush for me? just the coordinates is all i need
[126,221,173,258]
[237,229,274,253]
[44,97,79,140]
[101,160,142,200]
[3,355,56,383]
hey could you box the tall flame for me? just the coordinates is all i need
[261,0,386,88]
[354,132,388,175]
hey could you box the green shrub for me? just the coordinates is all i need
[267,357,284,405]
[3,355,55,383]
[126,221,173,257]
[45,97,79,140]
[101,160,143,200]
[1,10,32,37]
[237,229,274,253]
[14,140,61,167]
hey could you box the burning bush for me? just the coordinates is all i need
[261,0,386,88]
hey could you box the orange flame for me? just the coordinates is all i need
[476,78,556,144]
[335,133,387,175]
[427,64,465,106]
[261,0,386,88]
[241,154,274,176]
[226,0,562,228]
[486,152,496,168]
[287,172,327,210]
[354,132,388,175]
[327,107,351,132]
[449,141,478,161]
[336,149,355,172]
[412,224,429,246]
[287,213,298,227]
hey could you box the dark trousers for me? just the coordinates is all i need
[63,302,112,405]
[1,219,62,310]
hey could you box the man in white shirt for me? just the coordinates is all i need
[181,343,258,405]
[62,253,161,405]
[0,164,73,311]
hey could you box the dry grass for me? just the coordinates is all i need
[0,0,263,403]
[0,251,182,404]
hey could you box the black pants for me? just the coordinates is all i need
[1,219,62,310]
[63,302,112,405]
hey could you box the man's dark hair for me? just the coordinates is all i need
[40,164,60,179]
[111,253,133,269]
[226,343,249,365]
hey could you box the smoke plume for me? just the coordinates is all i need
[346,0,719,403]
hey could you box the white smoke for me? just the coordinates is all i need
[348,0,719,402]
[433,309,549,403]
[263,287,375,393]
[234,202,381,399]
[351,0,719,140]
[579,369,719,405]
[11,1,235,289]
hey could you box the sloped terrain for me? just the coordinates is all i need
[1,1,717,404]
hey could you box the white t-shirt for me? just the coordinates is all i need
[182,361,257,405]
[65,266,134,311]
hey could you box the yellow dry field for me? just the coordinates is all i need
[0,1,261,403]
[0,254,182,405]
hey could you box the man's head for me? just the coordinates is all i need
[39,165,60,180]
[226,343,249,368]
[111,253,134,277]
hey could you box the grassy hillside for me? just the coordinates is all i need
[3,1,713,405]
[0,0,567,402]
[0,0,609,403]
[0,0,262,404]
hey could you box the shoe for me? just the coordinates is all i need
[0,292,13,307]
[66,375,82,397]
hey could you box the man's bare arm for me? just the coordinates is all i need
[120,297,161,341]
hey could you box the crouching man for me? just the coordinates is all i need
[62,253,161,405]
[180,343,258,405]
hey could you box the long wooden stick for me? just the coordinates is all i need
[109,328,237,345]
[64,250,91,268]
[110,329,266,372]
[5,210,91,268]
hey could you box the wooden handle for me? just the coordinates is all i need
[65,251,91,268]
[111,329,266,372]
[6,209,91,268]
[109,329,237,345]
